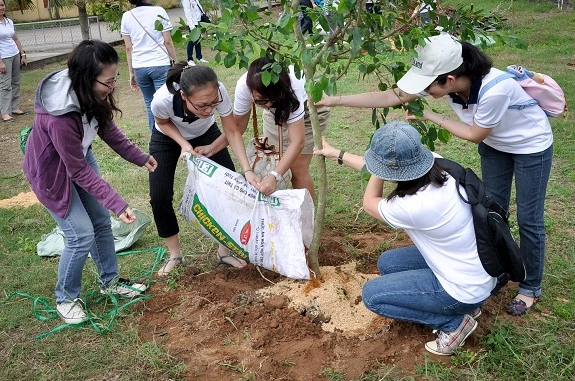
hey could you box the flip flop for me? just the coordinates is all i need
[505,296,540,317]
[2,117,14,122]
[217,253,247,268]
[12,111,28,116]
[157,256,184,277]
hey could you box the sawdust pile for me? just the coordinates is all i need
[0,191,39,208]
[257,262,379,333]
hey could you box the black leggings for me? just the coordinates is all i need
[149,124,235,238]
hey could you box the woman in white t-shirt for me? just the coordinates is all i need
[121,0,177,132]
[314,122,495,356]
[0,0,27,122]
[149,63,259,277]
[234,55,330,197]
[319,32,552,318]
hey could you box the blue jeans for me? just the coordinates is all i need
[133,65,170,132]
[186,39,203,61]
[479,143,553,298]
[362,246,485,332]
[47,150,119,304]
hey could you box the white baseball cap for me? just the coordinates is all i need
[397,33,463,95]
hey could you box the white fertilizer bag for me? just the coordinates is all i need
[179,155,313,280]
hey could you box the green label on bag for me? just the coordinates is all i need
[191,156,217,178]
[257,192,280,206]
[192,194,249,261]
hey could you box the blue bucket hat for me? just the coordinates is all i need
[364,121,435,181]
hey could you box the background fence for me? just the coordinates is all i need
[15,16,104,50]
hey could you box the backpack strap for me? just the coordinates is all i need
[478,72,539,111]
[477,73,515,103]
[436,158,475,204]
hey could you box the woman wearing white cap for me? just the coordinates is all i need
[318,32,552,318]
[314,121,496,355]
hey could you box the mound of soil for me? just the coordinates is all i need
[139,230,506,380]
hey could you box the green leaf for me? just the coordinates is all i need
[223,53,237,68]
[261,71,272,86]
[311,82,324,102]
[171,29,183,44]
[438,129,451,143]
[302,49,314,65]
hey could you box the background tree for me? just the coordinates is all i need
[173,0,519,276]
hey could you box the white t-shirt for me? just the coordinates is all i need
[378,171,496,304]
[234,68,307,125]
[0,17,19,58]
[182,0,203,28]
[120,6,173,68]
[447,68,553,154]
[151,82,232,140]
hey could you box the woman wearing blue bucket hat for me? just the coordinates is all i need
[314,121,496,356]
[318,32,552,318]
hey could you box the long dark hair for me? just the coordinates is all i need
[246,56,299,126]
[67,40,120,132]
[387,161,448,199]
[435,41,492,85]
[166,62,219,96]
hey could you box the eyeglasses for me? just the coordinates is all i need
[95,73,120,90]
[253,98,273,106]
[187,88,223,112]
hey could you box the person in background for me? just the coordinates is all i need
[0,0,27,122]
[314,122,495,355]
[318,32,553,317]
[298,0,315,35]
[150,63,258,277]
[22,40,157,325]
[234,54,330,198]
[182,0,209,65]
[121,0,177,132]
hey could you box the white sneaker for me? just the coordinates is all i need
[198,58,209,63]
[57,298,88,325]
[187,60,196,66]
[100,278,147,298]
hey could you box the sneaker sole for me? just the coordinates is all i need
[424,320,478,356]
[100,283,147,298]
[57,312,88,325]
[471,309,482,319]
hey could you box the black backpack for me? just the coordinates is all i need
[437,158,526,295]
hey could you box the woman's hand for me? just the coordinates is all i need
[179,143,195,160]
[257,174,277,196]
[405,109,432,122]
[0,61,6,74]
[315,95,338,108]
[313,136,341,161]
[243,171,261,188]
[193,144,215,158]
[144,155,158,172]
[20,55,27,67]
[129,73,139,91]
[119,207,136,224]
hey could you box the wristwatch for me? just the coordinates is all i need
[269,170,282,182]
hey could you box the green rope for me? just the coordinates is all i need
[1,247,166,339]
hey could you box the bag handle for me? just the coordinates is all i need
[251,103,283,160]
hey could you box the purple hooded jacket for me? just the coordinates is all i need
[22,69,150,218]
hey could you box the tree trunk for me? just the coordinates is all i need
[77,1,90,41]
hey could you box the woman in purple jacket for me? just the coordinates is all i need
[22,40,158,325]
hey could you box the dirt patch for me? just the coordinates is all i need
[138,230,510,380]
[0,191,39,208]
